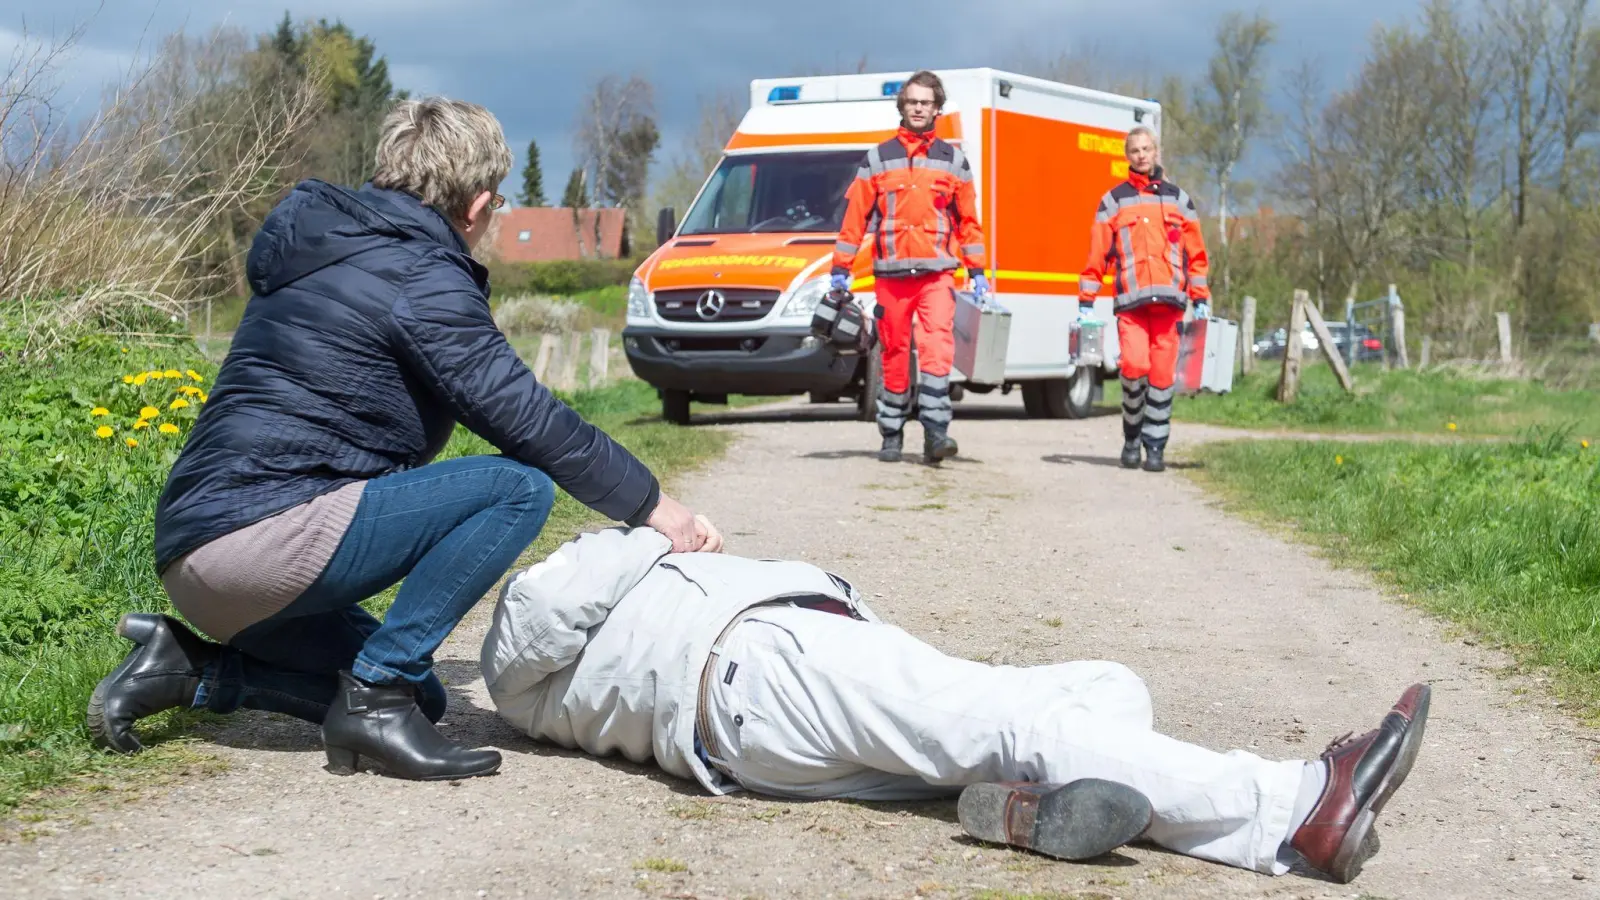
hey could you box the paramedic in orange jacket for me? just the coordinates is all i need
[831,70,989,465]
[1079,126,1209,473]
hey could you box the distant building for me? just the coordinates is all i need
[487,207,629,263]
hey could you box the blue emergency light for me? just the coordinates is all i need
[767,85,801,102]
[881,81,903,96]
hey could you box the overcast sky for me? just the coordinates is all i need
[6,0,1415,204]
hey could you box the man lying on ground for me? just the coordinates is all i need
[478,525,1429,884]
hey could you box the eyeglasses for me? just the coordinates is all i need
[902,99,938,108]
[488,192,506,211]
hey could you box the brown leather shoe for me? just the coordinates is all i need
[957,778,1152,861]
[1290,683,1431,883]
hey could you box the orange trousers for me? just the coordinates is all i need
[1117,304,1186,389]
[874,272,955,394]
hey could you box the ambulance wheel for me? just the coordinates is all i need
[662,390,692,426]
[1021,381,1048,417]
[857,352,882,422]
[1063,367,1095,419]
[1022,378,1078,419]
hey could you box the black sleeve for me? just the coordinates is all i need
[389,253,660,526]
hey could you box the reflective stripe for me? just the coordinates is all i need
[1114,194,1168,214]
[877,388,911,433]
[1141,421,1171,441]
[873,257,961,275]
[1081,279,1101,295]
[961,243,985,257]
[934,200,950,260]
[1121,375,1147,442]
[1174,188,1199,221]
[835,241,859,257]
[1113,286,1187,311]
[1191,275,1207,288]
[1118,227,1138,294]
[880,158,910,172]
[1168,242,1185,291]
[883,189,898,262]
[918,373,952,426]
[866,146,885,176]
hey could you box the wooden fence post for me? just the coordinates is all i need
[559,331,583,390]
[1239,295,1257,376]
[1496,312,1514,365]
[1302,299,1356,393]
[587,328,610,388]
[1420,335,1432,369]
[1389,285,1409,369]
[1277,289,1309,402]
[532,334,558,383]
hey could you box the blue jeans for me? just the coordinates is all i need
[192,456,556,725]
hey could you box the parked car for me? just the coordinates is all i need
[1254,323,1383,363]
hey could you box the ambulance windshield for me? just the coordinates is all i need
[679,151,862,235]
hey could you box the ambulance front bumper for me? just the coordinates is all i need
[623,326,859,395]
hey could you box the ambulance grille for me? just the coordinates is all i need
[655,288,779,322]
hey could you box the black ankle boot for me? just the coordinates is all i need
[923,427,959,464]
[1142,445,1166,472]
[1120,440,1141,469]
[321,671,500,781]
[88,613,221,754]
[878,430,903,463]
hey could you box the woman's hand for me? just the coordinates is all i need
[694,514,723,554]
[646,493,702,553]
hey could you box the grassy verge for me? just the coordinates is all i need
[1168,364,1600,437]
[1193,429,1600,718]
[0,328,730,814]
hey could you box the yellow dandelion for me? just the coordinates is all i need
[120,347,129,354]
[198,391,209,403]
[163,369,181,379]
[1446,422,1457,432]
[159,423,180,435]
[147,370,164,379]
[133,419,151,430]
[1335,455,1344,466]
[1583,440,1591,449]
[140,406,161,419]
[169,398,190,410]
[187,370,205,383]
[178,385,200,396]
[132,373,148,386]
[91,407,110,417]
[122,375,135,384]
[95,425,114,439]
[125,437,139,448]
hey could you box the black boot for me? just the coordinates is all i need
[321,671,500,781]
[88,613,221,754]
[878,430,903,463]
[923,426,959,464]
[1120,440,1141,469]
[1142,444,1166,472]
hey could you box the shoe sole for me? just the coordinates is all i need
[323,746,502,782]
[1327,684,1432,883]
[957,779,1152,861]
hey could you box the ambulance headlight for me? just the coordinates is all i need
[626,277,651,322]
[780,276,831,320]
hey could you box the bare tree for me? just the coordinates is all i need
[574,74,658,258]
[1486,0,1560,233]
[651,89,743,226]
[1188,11,1276,306]
[0,24,323,355]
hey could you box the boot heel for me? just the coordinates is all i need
[324,746,359,776]
[117,613,161,645]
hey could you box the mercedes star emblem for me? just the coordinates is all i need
[696,290,726,320]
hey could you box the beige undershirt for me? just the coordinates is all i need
[161,481,367,643]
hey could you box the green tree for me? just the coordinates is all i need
[561,167,588,208]
[518,139,546,206]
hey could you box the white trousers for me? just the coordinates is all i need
[703,605,1305,875]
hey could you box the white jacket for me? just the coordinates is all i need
[479,527,880,794]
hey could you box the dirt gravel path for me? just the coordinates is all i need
[5,396,1598,900]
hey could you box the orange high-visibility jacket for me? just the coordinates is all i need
[1079,167,1209,312]
[831,127,988,280]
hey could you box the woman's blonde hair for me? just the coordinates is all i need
[371,98,513,223]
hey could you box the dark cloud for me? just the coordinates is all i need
[6,1,1412,202]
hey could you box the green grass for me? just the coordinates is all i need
[0,326,730,813]
[1194,427,1600,716]
[1164,364,1600,437]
